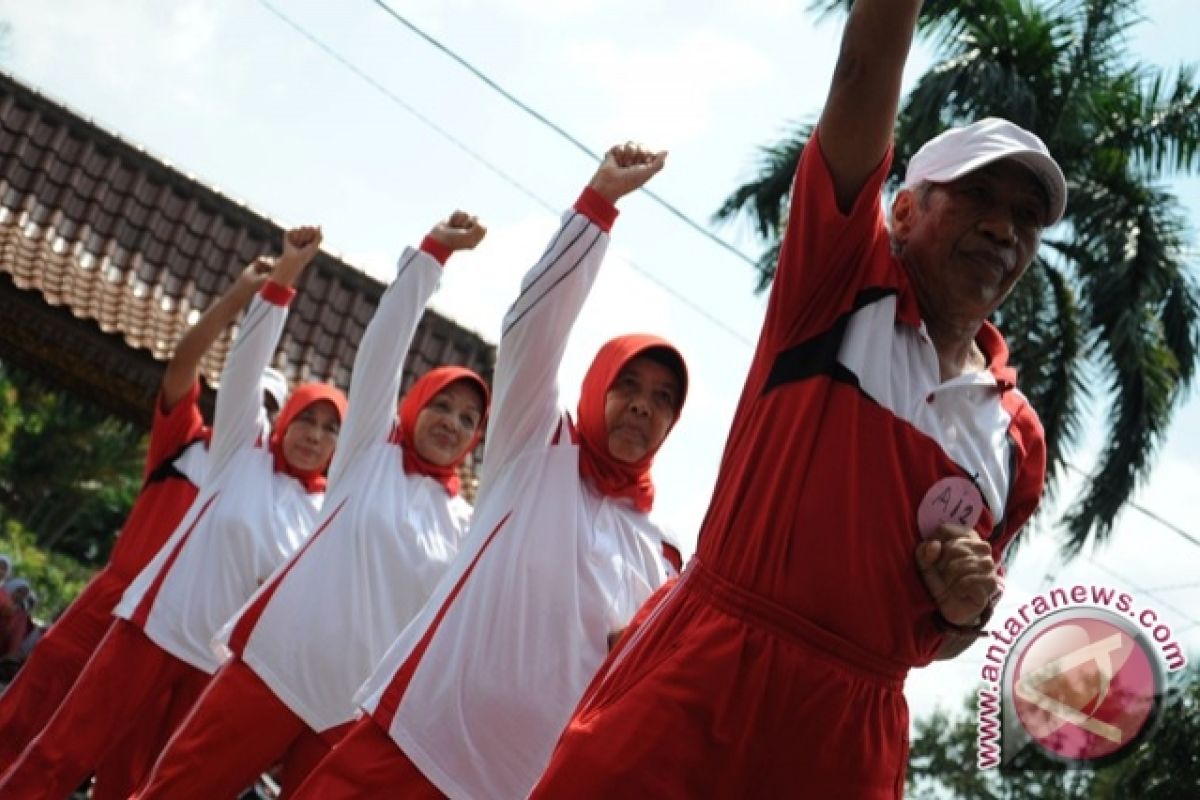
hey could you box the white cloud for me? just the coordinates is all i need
[427,213,687,359]
[5,0,229,88]
[499,0,609,17]
[425,213,733,549]
[733,0,803,15]
[563,31,771,147]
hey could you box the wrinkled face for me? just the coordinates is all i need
[892,160,1048,322]
[604,357,681,464]
[412,381,485,467]
[281,399,341,473]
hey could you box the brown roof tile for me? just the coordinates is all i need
[0,70,494,404]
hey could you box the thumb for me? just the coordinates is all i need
[645,150,668,175]
[915,539,942,570]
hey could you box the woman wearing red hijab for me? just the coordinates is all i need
[0,227,347,800]
[0,258,283,790]
[291,143,686,800]
[134,212,491,799]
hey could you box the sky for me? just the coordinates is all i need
[1,0,1197,728]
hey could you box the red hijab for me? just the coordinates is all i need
[269,382,348,494]
[395,366,490,497]
[577,334,688,513]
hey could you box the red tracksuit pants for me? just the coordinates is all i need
[0,569,125,770]
[290,716,446,800]
[138,656,352,799]
[531,559,911,800]
[0,618,209,800]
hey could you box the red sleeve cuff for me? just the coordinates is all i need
[260,280,296,306]
[574,187,619,233]
[419,235,452,266]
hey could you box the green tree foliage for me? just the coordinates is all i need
[0,359,145,570]
[0,519,92,620]
[907,664,1200,798]
[715,0,1200,555]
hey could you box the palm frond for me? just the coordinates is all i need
[713,123,814,289]
[1094,65,1200,178]
[994,257,1086,498]
[1060,174,1196,552]
[722,0,1200,558]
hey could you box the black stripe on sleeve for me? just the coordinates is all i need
[501,227,604,337]
[763,286,897,395]
[508,213,588,311]
[144,437,206,488]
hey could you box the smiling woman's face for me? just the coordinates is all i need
[280,399,341,472]
[412,381,485,467]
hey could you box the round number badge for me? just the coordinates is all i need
[917,476,984,539]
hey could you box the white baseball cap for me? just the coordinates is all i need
[261,367,289,411]
[903,118,1067,225]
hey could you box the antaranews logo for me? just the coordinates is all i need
[975,584,1187,770]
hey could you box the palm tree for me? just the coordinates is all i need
[715,0,1200,555]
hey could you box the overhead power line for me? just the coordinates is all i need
[255,0,1199,550]
[1084,556,1200,631]
[1145,580,1200,593]
[252,0,755,347]
[1064,462,1200,551]
[367,0,762,273]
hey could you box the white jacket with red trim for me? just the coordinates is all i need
[356,193,680,800]
[213,246,474,733]
[115,287,324,674]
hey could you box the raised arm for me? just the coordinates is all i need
[757,2,921,355]
[328,213,486,487]
[160,258,272,410]
[481,144,666,485]
[818,0,922,212]
[208,226,322,473]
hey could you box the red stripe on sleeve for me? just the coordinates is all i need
[374,511,513,729]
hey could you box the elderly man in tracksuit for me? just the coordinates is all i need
[533,1,1063,796]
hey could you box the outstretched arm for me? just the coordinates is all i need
[757,1,921,354]
[328,212,486,487]
[209,226,323,471]
[481,144,666,484]
[161,258,272,410]
[818,0,922,212]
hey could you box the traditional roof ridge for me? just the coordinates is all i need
[0,69,495,447]
[0,68,385,296]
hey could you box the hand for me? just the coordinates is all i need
[269,225,323,289]
[279,225,323,268]
[587,142,667,204]
[916,524,999,627]
[233,257,274,295]
[429,211,487,253]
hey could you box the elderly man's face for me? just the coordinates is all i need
[892,160,1047,322]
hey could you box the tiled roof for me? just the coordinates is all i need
[0,69,495,414]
